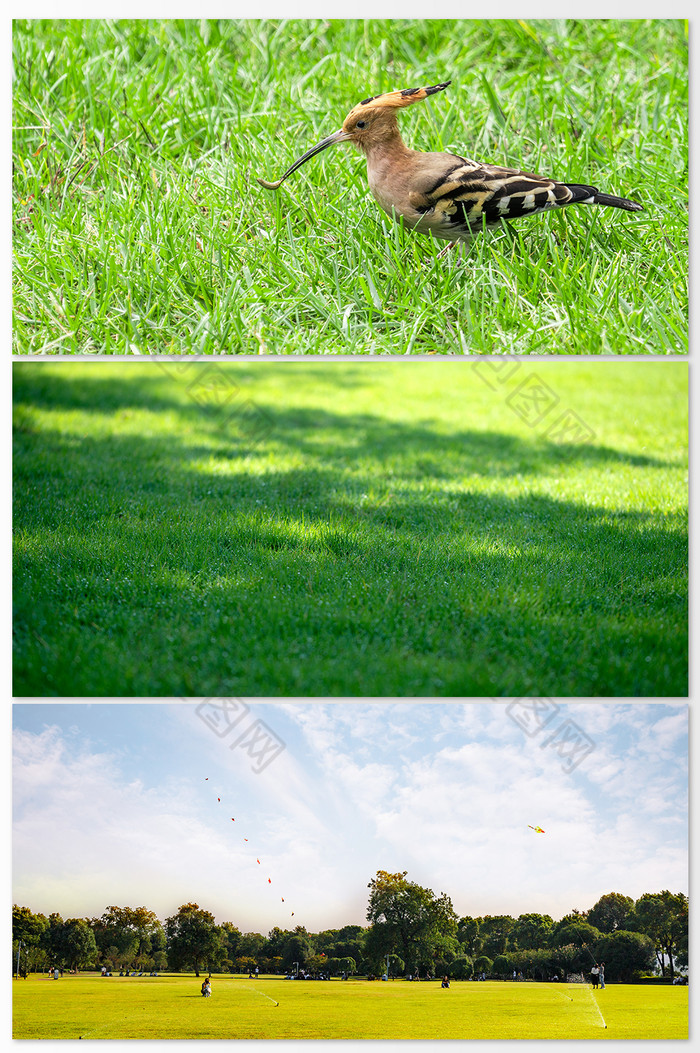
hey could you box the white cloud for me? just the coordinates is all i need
[13,704,688,930]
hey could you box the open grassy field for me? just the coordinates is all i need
[12,19,687,354]
[12,974,688,1040]
[13,361,687,697]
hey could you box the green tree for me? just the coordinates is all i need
[457,916,481,957]
[150,923,168,970]
[263,926,288,959]
[313,929,339,957]
[550,921,603,950]
[432,937,459,978]
[45,913,65,965]
[331,924,367,967]
[282,930,312,971]
[55,919,98,972]
[556,909,589,926]
[304,952,328,974]
[473,954,493,976]
[130,907,165,957]
[595,930,656,981]
[219,922,242,969]
[238,932,265,960]
[477,916,514,957]
[12,905,49,975]
[366,870,457,976]
[550,942,591,978]
[334,934,366,969]
[92,907,138,966]
[447,956,472,979]
[507,946,553,981]
[511,913,554,950]
[165,903,222,977]
[338,955,357,976]
[587,893,634,934]
[630,892,688,978]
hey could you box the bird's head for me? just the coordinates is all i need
[256,81,450,189]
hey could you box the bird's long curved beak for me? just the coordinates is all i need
[257,129,351,189]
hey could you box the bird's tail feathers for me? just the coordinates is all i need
[591,191,644,212]
[564,183,643,212]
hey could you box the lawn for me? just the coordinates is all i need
[13,361,687,697]
[12,19,687,354]
[12,974,689,1040]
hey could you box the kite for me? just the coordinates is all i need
[205,782,295,921]
[528,825,545,833]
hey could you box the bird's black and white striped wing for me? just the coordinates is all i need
[410,157,642,234]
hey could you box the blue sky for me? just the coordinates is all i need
[13,703,687,933]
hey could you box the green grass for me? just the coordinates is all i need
[12,974,689,1040]
[12,19,688,354]
[13,362,687,696]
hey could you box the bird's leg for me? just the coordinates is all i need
[437,241,468,263]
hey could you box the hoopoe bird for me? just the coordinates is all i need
[257,81,643,247]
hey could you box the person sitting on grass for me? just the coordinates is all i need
[441,976,450,988]
[201,978,211,997]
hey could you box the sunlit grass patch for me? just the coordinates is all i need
[13,361,687,696]
[12,973,688,1040]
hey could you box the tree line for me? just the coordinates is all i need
[12,871,688,983]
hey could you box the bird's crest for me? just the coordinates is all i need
[350,81,451,116]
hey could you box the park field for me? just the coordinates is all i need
[13,361,687,697]
[12,974,688,1040]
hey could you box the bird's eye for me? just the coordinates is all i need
[356,120,367,129]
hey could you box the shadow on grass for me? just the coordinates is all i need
[13,367,687,696]
[14,362,679,470]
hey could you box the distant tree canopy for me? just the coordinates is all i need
[510,914,554,951]
[626,891,688,977]
[93,906,165,968]
[551,921,603,949]
[16,912,98,973]
[457,916,480,956]
[477,915,514,958]
[12,881,688,981]
[57,919,98,972]
[587,893,634,934]
[594,930,656,981]
[164,903,221,977]
[365,870,458,974]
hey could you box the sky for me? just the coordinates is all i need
[12,702,688,934]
